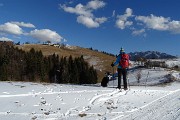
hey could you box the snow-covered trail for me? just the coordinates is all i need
[112,89,180,120]
[89,89,128,105]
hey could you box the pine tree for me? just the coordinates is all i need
[0,44,98,84]
[0,54,9,81]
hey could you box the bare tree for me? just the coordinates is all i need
[136,70,142,83]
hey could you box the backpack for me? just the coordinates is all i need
[101,76,109,87]
[119,54,129,69]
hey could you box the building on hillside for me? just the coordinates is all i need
[52,44,60,48]
[42,43,61,48]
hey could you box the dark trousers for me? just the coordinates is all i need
[117,68,127,89]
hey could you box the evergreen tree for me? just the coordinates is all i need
[0,43,98,84]
[0,55,9,81]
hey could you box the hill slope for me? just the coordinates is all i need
[16,44,116,82]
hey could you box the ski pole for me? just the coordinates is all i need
[112,66,114,88]
[145,71,149,88]
[111,61,115,88]
[127,69,130,90]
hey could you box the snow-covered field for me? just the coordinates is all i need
[0,57,180,120]
[0,75,180,120]
[165,58,180,68]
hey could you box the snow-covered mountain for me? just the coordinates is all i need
[129,51,177,60]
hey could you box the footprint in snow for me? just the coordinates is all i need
[83,106,91,111]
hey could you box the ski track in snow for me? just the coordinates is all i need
[111,89,180,120]
[0,89,112,98]
[89,89,127,105]
[0,89,170,98]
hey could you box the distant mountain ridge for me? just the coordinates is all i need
[129,51,177,60]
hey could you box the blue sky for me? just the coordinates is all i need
[0,0,180,56]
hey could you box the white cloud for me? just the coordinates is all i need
[60,3,93,17]
[135,14,169,31]
[135,14,180,34]
[125,8,133,17]
[168,20,180,34]
[60,0,107,28]
[117,8,133,21]
[132,29,146,36]
[29,29,63,43]
[10,22,35,28]
[86,0,106,10]
[61,4,180,34]
[77,15,99,28]
[115,8,180,34]
[0,37,13,41]
[0,22,23,35]
[116,8,133,29]
[95,17,107,24]
[112,10,116,17]
[77,16,107,28]
[116,20,124,29]
[116,20,132,29]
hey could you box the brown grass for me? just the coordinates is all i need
[15,44,116,82]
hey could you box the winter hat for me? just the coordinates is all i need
[120,47,125,53]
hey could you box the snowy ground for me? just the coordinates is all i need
[0,61,180,120]
[0,78,180,120]
[165,58,180,68]
[109,67,179,86]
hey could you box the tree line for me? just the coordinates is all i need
[88,47,115,57]
[0,43,97,84]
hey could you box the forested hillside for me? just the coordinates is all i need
[16,44,116,82]
[0,43,97,84]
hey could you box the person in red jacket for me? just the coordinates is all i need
[111,47,129,90]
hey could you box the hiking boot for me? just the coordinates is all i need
[124,88,128,90]
[116,87,121,89]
